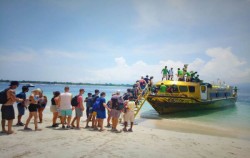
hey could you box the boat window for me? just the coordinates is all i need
[172,85,179,93]
[210,93,217,98]
[179,86,188,92]
[188,86,195,93]
[201,86,206,93]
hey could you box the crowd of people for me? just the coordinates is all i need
[1,65,202,135]
[0,81,138,135]
[161,65,200,82]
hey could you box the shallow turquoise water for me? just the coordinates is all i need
[1,82,250,130]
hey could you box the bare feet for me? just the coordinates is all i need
[123,128,128,132]
[112,129,122,133]
[6,130,15,134]
[35,128,42,131]
[24,127,32,130]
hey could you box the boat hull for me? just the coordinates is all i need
[146,95,237,114]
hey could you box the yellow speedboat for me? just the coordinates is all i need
[146,80,237,114]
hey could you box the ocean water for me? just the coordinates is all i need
[1,82,250,131]
[140,88,250,131]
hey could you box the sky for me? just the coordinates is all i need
[0,0,250,85]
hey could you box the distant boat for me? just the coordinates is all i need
[145,80,237,114]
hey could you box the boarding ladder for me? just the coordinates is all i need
[134,85,150,117]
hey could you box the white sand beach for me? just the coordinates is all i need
[0,109,250,158]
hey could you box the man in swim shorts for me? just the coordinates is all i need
[1,81,23,134]
[58,86,73,129]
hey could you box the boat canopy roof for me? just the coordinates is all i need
[155,80,200,87]
[200,83,212,88]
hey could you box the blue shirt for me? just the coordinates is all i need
[85,97,93,108]
[99,97,106,111]
[16,92,26,106]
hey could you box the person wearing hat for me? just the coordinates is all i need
[71,89,85,129]
[24,88,43,131]
[16,86,29,126]
[1,81,23,134]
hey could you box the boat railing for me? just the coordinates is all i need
[134,84,150,117]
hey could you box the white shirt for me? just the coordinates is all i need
[169,69,174,76]
[59,92,72,110]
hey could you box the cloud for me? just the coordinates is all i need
[0,47,249,84]
[85,47,250,84]
[0,48,37,62]
[198,47,249,83]
[115,57,128,67]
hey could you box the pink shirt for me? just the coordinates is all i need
[76,95,83,108]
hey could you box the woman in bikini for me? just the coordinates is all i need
[24,88,42,131]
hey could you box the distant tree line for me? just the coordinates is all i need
[0,79,132,87]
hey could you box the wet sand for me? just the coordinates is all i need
[139,118,250,140]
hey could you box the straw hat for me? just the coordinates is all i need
[32,88,43,94]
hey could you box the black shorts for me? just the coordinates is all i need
[1,105,15,120]
[28,104,38,112]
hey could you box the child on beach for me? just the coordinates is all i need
[24,88,42,131]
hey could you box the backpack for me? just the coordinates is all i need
[0,88,9,104]
[71,95,79,107]
[117,96,124,110]
[86,97,93,108]
[123,93,129,101]
[92,98,101,111]
[111,96,124,110]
